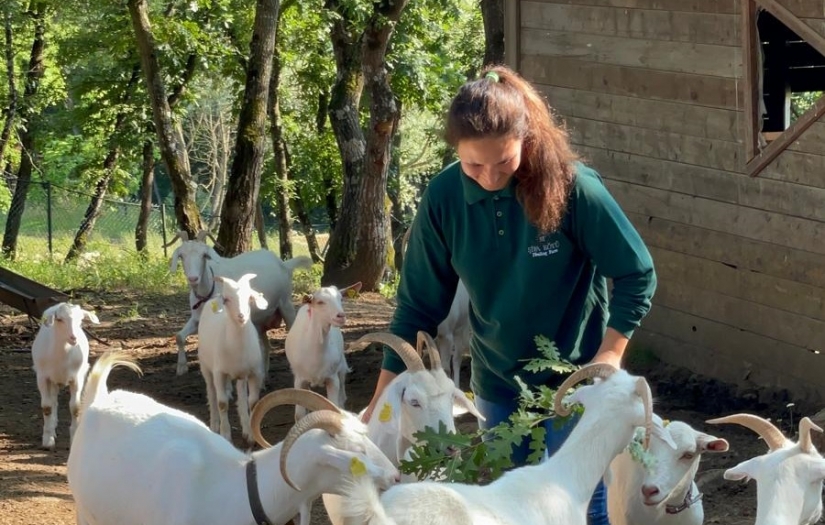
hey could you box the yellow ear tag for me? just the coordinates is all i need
[350,457,367,477]
[346,288,357,298]
[378,402,393,423]
[211,300,219,313]
[464,391,475,401]
[662,419,671,427]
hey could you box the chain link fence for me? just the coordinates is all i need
[0,175,175,260]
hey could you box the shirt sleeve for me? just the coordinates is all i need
[570,165,657,338]
[382,186,459,373]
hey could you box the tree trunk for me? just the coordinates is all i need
[316,91,338,230]
[268,23,293,260]
[128,0,202,238]
[481,0,505,66]
[321,0,408,290]
[66,64,141,262]
[135,139,155,254]
[0,7,18,165]
[2,2,47,259]
[216,0,280,256]
[255,201,268,248]
[290,189,322,263]
[387,109,405,271]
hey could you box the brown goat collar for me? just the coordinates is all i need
[665,486,703,515]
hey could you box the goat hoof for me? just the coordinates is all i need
[41,437,56,451]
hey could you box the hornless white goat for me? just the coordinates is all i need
[31,302,99,450]
[166,229,312,377]
[198,273,268,444]
[67,353,400,525]
[708,413,825,525]
[341,363,655,525]
[433,280,471,387]
[285,282,361,421]
[607,418,729,525]
[323,331,485,525]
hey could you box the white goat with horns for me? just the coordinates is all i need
[323,331,484,525]
[340,362,655,525]
[607,418,729,525]
[67,352,400,525]
[708,413,825,525]
[166,229,312,377]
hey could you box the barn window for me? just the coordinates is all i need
[742,0,825,177]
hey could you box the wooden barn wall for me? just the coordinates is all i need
[514,0,825,403]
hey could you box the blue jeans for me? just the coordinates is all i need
[476,395,610,525]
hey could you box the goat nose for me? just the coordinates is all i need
[188,276,198,283]
[641,485,660,498]
[68,336,77,345]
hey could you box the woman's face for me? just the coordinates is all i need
[457,136,523,191]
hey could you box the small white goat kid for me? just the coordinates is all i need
[198,273,268,444]
[708,413,825,525]
[67,353,400,525]
[31,302,99,450]
[341,363,655,525]
[323,331,484,525]
[607,418,729,525]
[285,282,361,420]
[167,229,312,376]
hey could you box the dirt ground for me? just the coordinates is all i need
[0,288,808,524]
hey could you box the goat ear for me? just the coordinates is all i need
[697,433,729,453]
[169,246,182,273]
[252,292,268,310]
[41,304,60,326]
[319,445,365,476]
[340,281,363,298]
[451,389,485,422]
[82,309,100,324]
[724,457,759,482]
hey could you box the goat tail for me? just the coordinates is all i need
[341,476,396,525]
[283,255,313,274]
[81,352,142,412]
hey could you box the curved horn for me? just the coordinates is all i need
[280,410,344,491]
[162,230,188,248]
[553,363,618,417]
[416,331,442,371]
[353,332,425,373]
[635,377,654,450]
[251,388,342,448]
[401,227,412,254]
[799,416,823,454]
[195,229,209,242]
[706,413,787,451]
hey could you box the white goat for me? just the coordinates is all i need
[67,353,400,525]
[323,331,485,525]
[285,282,360,421]
[31,302,99,450]
[167,229,312,376]
[607,418,729,525]
[198,273,268,444]
[433,280,471,387]
[341,363,655,525]
[708,413,825,525]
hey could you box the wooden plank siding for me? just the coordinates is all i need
[512,0,825,402]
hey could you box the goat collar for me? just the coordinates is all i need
[245,459,273,525]
[192,266,216,311]
[665,486,703,515]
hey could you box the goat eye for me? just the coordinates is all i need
[681,453,695,460]
[410,399,422,408]
[56,318,64,323]
[317,300,325,305]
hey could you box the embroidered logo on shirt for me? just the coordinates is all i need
[527,234,560,258]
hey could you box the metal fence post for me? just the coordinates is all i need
[160,202,168,258]
[45,181,53,257]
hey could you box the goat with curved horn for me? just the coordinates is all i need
[798,416,823,454]
[353,332,426,373]
[162,230,189,248]
[706,413,788,451]
[416,330,442,371]
[553,363,618,417]
[280,410,345,491]
[251,387,342,448]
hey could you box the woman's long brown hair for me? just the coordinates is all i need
[444,65,578,233]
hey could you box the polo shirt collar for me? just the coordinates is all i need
[460,170,518,204]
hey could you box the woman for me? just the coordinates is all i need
[363,65,657,525]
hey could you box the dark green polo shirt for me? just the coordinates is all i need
[383,161,656,403]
